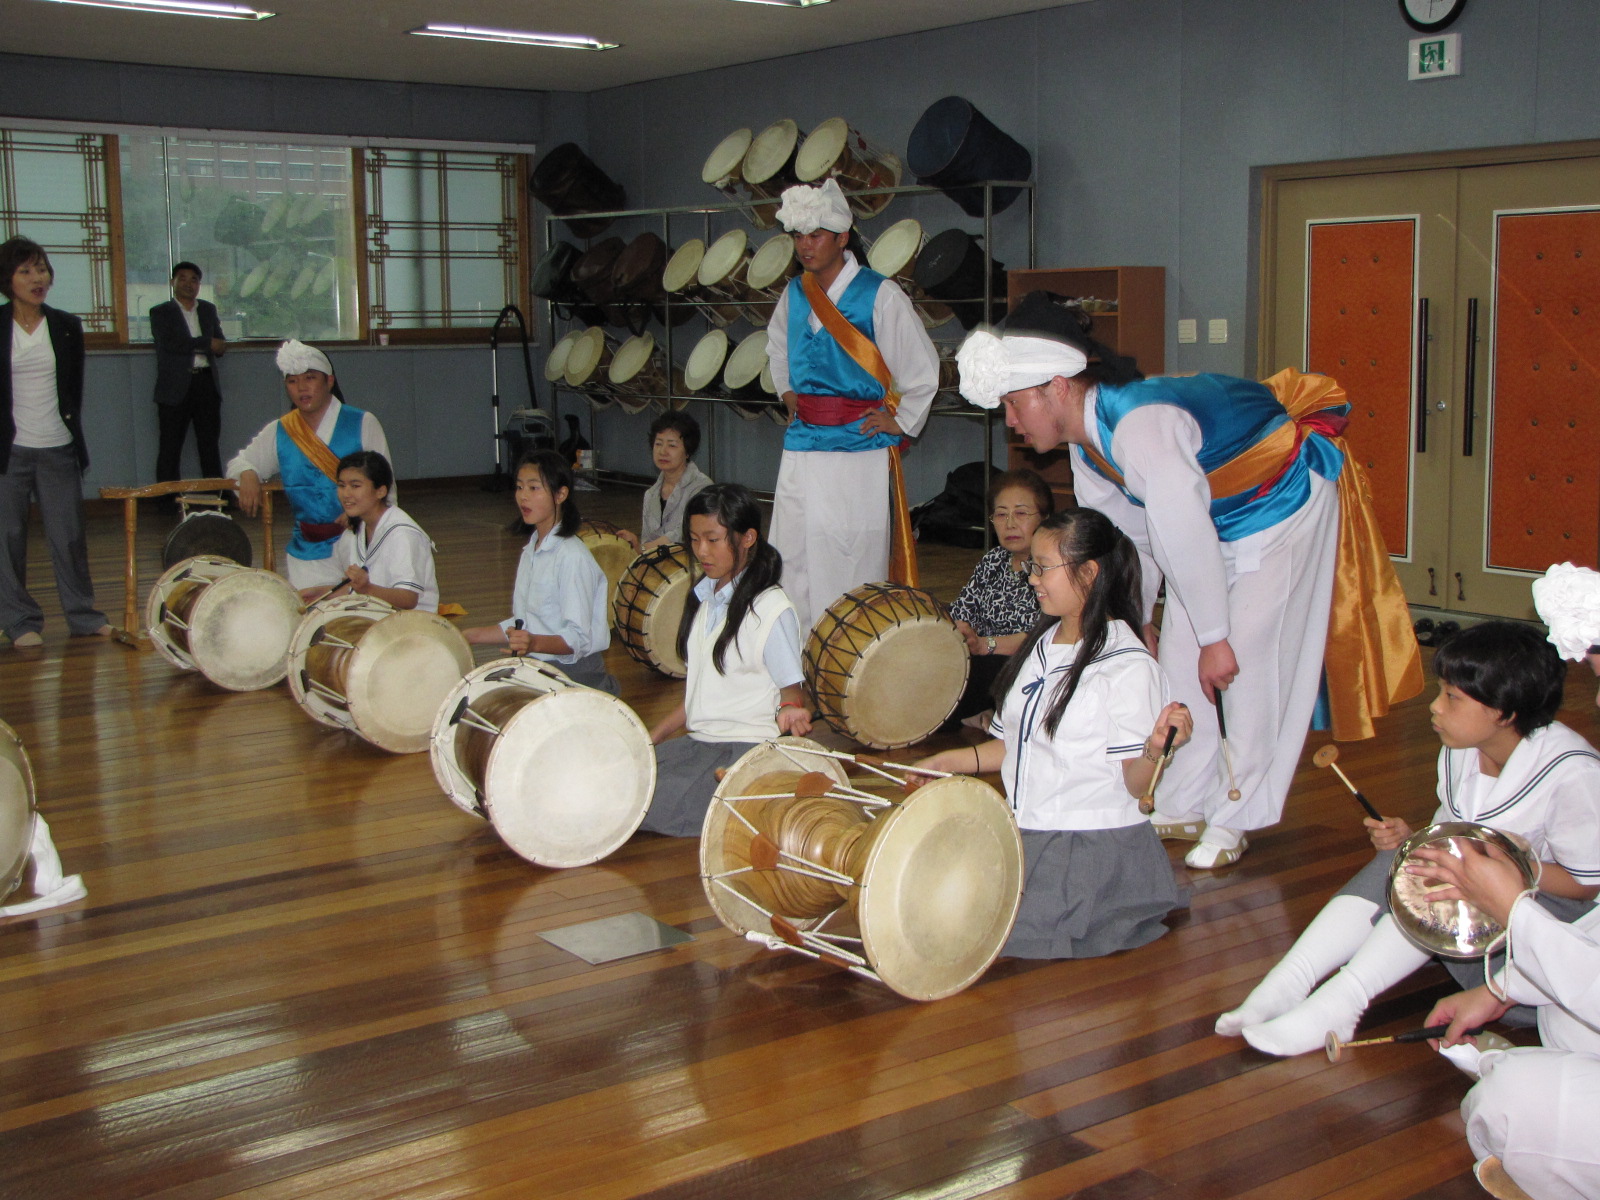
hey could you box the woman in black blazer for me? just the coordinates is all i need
[0,236,108,648]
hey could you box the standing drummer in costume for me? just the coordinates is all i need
[765,178,939,632]
[956,292,1420,869]
[227,340,391,588]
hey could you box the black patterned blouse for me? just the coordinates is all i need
[948,546,1041,637]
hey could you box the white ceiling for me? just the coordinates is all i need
[1,0,1086,93]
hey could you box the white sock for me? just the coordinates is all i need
[1215,894,1379,1036]
[1242,914,1430,1057]
[1198,824,1245,850]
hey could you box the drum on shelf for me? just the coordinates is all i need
[702,127,756,206]
[608,332,682,413]
[742,233,798,325]
[683,328,732,397]
[866,218,954,329]
[610,231,673,331]
[430,657,656,868]
[288,594,473,754]
[1388,822,1540,959]
[577,519,637,629]
[0,719,38,904]
[662,238,709,318]
[912,229,1007,330]
[532,241,603,325]
[700,737,1023,1001]
[759,364,787,425]
[741,119,803,230]
[528,142,627,238]
[724,330,781,422]
[697,229,754,327]
[906,96,1033,217]
[795,118,903,220]
[936,343,961,394]
[544,329,585,387]
[563,327,619,408]
[804,583,969,750]
[571,237,629,325]
[162,510,253,570]
[614,542,695,678]
[146,555,303,692]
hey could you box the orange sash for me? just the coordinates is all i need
[281,408,341,484]
[800,271,918,587]
[1081,369,1421,741]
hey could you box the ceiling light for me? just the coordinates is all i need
[408,24,619,51]
[39,0,274,17]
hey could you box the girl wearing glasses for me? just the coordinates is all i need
[914,508,1192,959]
[945,469,1053,729]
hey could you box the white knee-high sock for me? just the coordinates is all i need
[1243,915,1431,1057]
[1215,894,1379,1036]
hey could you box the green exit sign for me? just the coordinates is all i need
[1410,32,1461,79]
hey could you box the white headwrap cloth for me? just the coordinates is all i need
[1533,562,1600,660]
[956,330,1088,409]
[277,339,334,377]
[776,178,852,234]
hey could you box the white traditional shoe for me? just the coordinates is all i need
[1185,835,1249,870]
[1150,813,1206,841]
[1474,1156,1534,1200]
[11,631,43,649]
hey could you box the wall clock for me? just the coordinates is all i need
[1400,0,1467,31]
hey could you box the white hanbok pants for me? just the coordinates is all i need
[284,551,343,590]
[1465,1047,1600,1200]
[770,447,889,634]
[1155,476,1339,831]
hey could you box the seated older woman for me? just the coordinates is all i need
[622,410,712,552]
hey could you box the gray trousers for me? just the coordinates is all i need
[0,444,106,638]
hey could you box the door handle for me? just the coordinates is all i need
[1415,297,1430,453]
[1463,297,1480,457]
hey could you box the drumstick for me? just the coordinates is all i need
[780,744,953,779]
[306,576,353,607]
[1312,745,1383,821]
[1215,690,1242,802]
[1137,725,1179,816]
[1324,1023,1487,1063]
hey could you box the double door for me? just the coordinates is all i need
[1266,153,1600,618]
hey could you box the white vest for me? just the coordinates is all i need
[685,585,795,743]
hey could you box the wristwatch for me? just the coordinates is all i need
[985,636,997,655]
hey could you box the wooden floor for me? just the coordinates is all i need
[3,481,1588,1200]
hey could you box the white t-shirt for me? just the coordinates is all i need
[990,619,1168,831]
[330,504,439,613]
[10,321,71,449]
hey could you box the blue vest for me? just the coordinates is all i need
[1081,375,1345,542]
[782,268,902,454]
[276,404,366,560]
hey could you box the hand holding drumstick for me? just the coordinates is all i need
[1132,701,1192,813]
[1311,745,1410,847]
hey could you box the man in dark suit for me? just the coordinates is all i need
[149,261,226,484]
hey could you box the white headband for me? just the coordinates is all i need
[956,330,1087,409]
[1533,562,1600,660]
[276,339,333,377]
[777,179,852,234]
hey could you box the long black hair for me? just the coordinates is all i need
[991,508,1144,737]
[1003,290,1145,386]
[675,483,783,674]
[508,448,580,538]
[335,449,394,536]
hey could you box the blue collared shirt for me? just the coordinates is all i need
[499,529,609,663]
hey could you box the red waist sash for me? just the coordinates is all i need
[796,393,881,426]
[297,519,345,543]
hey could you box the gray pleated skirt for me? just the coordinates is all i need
[1003,823,1188,960]
[639,736,758,838]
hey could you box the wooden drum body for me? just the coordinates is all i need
[867,218,954,329]
[430,658,656,868]
[740,119,802,230]
[577,520,636,629]
[614,543,694,678]
[288,594,473,754]
[804,584,969,750]
[795,118,903,220]
[0,719,38,903]
[700,738,1022,1001]
[145,554,303,691]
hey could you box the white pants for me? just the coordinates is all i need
[284,552,343,590]
[1155,478,1339,831]
[1465,1048,1600,1200]
[769,448,889,634]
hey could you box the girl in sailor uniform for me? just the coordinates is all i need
[303,450,438,612]
[915,508,1191,959]
[639,483,811,837]
[1220,621,1600,1058]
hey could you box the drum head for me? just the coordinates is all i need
[744,119,800,185]
[868,218,924,279]
[795,117,849,182]
[858,776,1022,1001]
[0,720,38,903]
[544,330,583,383]
[698,229,748,288]
[342,611,473,754]
[663,239,706,294]
[614,543,694,678]
[609,333,655,387]
[724,330,769,392]
[684,328,730,392]
[746,234,796,291]
[578,522,636,628]
[431,658,570,817]
[486,687,655,868]
[564,327,609,387]
[1389,822,1539,959]
[162,511,253,569]
[700,737,850,938]
[188,568,303,691]
[703,128,753,185]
